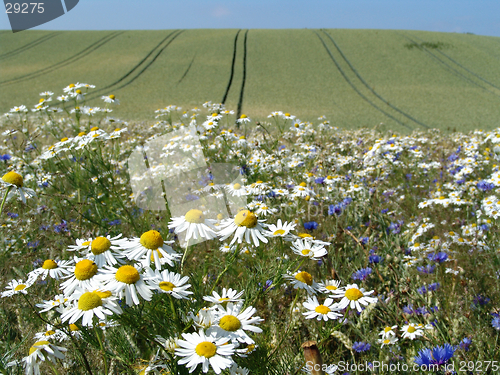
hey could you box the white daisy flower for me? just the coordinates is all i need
[11,340,66,375]
[229,364,250,375]
[332,283,377,312]
[95,264,153,306]
[318,279,342,294]
[218,210,268,247]
[175,330,235,374]
[219,243,236,253]
[33,324,66,342]
[61,289,122,327]
[265,219,296,240]
[203,288,244,306]
[379,325,398,339]
[123,230,180,270]
[378,336,398,347]
[29,259,72,280]
[190,308,217,329]
[102,94,120,104]
[36,294,69,313]
[302,296,342,321]
[284,270,319,295]
[1,171,36,204]
[208,302,263,344]
[401,322,426,340]
[225,182,249,197]
[60,257,100,296]
[1,277,35,298]
[83,234,127,267]
[291,238,327,260]
[236,114,251,124]
[145,269,193,299]
[253,204,278,216]
[168,209,218,243]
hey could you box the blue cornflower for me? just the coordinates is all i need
[417,264,436,274]
[417,286,427,295]
[403,305,415,315]
[261,279,274,291]
[360,237,369,245]
[328,203,343,216]
[414,344,456,367]
[492,316,500,330]
[405,173,412,180]
[315,177,325,184]
[369,254,381,264]
[303,221,318,230]
[427,252,448,263]
[381,208,389,214]
[459,337,472,352]
[477,180,495,192]
[472,294,490,307]
[7,212,18,219]
[351,267,372,281]
[108,219,121,226]
[1,154,11,161]
[27,241,39,249]
[352,342,371,353]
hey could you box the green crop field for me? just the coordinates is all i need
[1,28,500,132]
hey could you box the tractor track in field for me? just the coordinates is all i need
[221,29,241,104]
[177,52,197,85]
[0,32,123,86]
[321,30,430,129]
[50,30,182,107]
[399,32,500,100]
[405,31,500,93]
[236,30,248,119]
[0,32,60,61]
[314,31,413,131]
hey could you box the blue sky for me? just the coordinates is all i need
[1,0,500,37]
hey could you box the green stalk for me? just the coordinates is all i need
[0,186,12,215]
[94,325,108,375]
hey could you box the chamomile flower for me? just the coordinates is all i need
[14,340,67,375]
[236,114,251,124]
[61,289,122,327]
[168,209,218,243]
[333,283,377,312]
[203,288,244,306]
[83,234,127,267]
[318,279,342,293]
[29,259,72,280]
[175,330,235,374]
[265,219,296,240]
[95,264,153,306]
[302,296,342,321]
[1,171,36,204]
[284,270,319,295]
[225,182,249,197]
[60,257,100,296]
[379,325,398,339]
[208,302,263,344]
[36,294,69,313]
[1,278,35,298]
[146,269,193,299]
[33,324,66,342]
[190,308,217,329]
[102,94,120,104]
[123,230,180,270]
[401,323,426,340]
[218,210,268,247]
[219,243,236,253]
[291,238,327,260]
[378,336,398,347]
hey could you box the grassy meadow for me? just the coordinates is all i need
[1,29,500,132]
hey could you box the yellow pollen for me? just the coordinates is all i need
[14,284,26,291]
[69,324,80,331]
[299,182,307,187]
[325,285,338,290]
[315,305,331,314]
[115,265,140,284]
[29,341,49,355]
[211,113,218,117]
[91,237,111,255]
[90,127,99,131]
[407,326,416,333]
[298,233,313,238]
[114,128,121,132]
[345,288,363,301]
[78,132,87,136]
[301,249,312,256]
[42,259,58,270]
[285,113,291,117]
[184,209,204,223]
[240,114,247,118]
[159,281,175,292]
[239,136,245,139]
[219,315,241,331]
[76,89,82,94]
[140,230,164,250]
[74,259,98,280]
[295,271,313,286]
[195,341,217,358]
[2,171,23,187]
[234,210,258,228]
[45,330,56,336]
[78,292,102,311]
[39,98,45,103]
[233,183,241,190]
[69,84,75,88]
[384,326,392,333]
[273,229,286,236]
[60,137,68,142]
[93,290,112,298]
[109,95,115,100]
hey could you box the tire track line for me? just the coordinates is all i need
[177,52,197,85]
[406,31,500,92]
[314,31,413,131]
[0,32,60,61]
[0,32,123,86]
[221,29,241,104]
[236,30,248,119]
[399,32,500,99]
[322,30,430,129]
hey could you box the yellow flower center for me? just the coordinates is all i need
[185,209,205,223]
[234,210,258,228]
[195,341,217,358]
[60,137,68,142]
[299,182,307,187]
[315,305,331,314]
[42,259,58,270]
[90,127,99,131]
[150,249,164,261]
[115,265,140,284]
[76,89,82,94]
[384,326,392,333]
[91,237,111,255]
[273,229,286,236]
[325,285,338,291]
[74,259,98,280]
[2,171,23,187]
[295,271,313,286]
[240,114,247,118]
[69,84,75,88]
[69,324,80,331]
[233,183,241,190]
[109,95,115,100]
[29,340,49,355]
[14,284,26,291]
[140,230,164,250]
[159,281,175,292]
[285,113,291,117]
[407,326,416,333]
[219,315,241,331]
[298,233,313,238]
[301,249,312,256]
[93,290,112,298]
[383,339,391,344]
[78,292,103,311]
[45,330,56,336]
[345,288,363,301]
[78,132,87,136]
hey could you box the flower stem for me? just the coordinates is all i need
[0,186,12,215]
[94,325,108,375]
